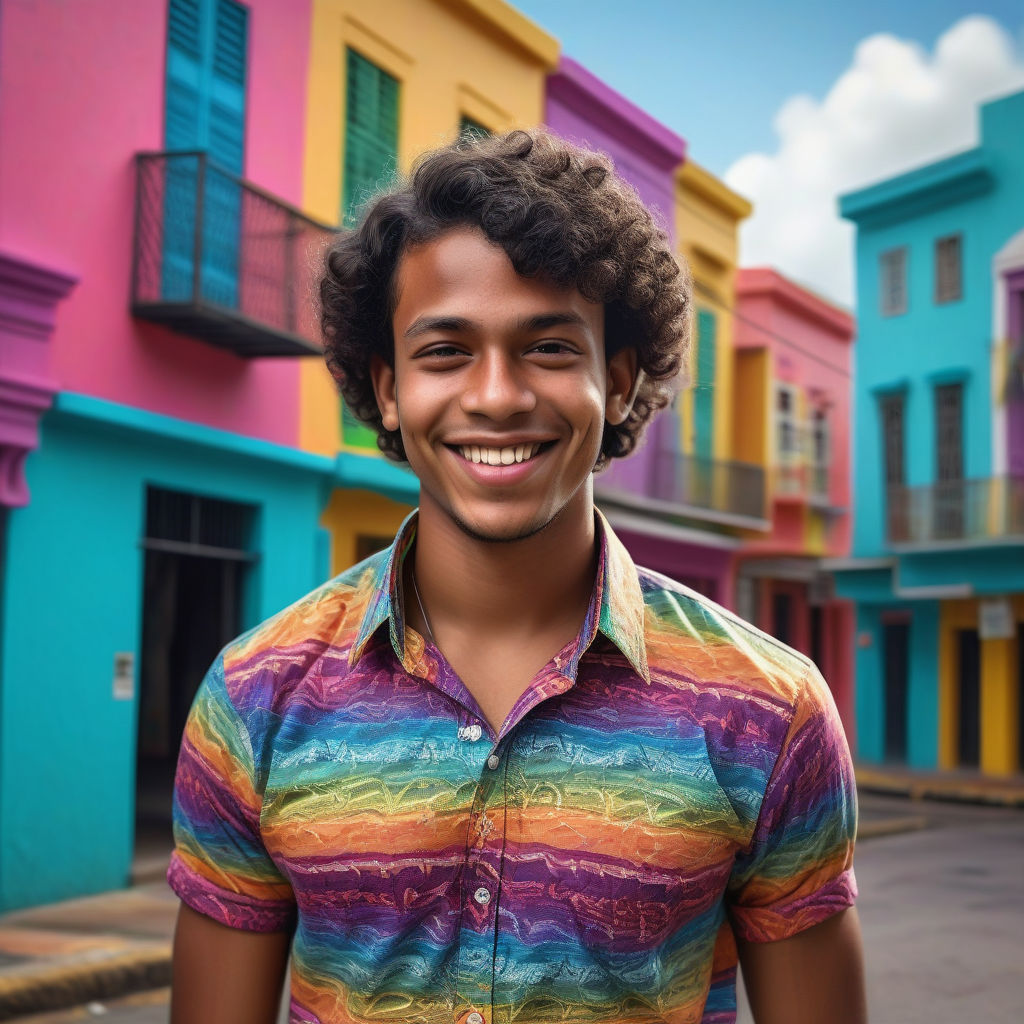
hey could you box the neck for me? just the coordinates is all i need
[411,486,599,641]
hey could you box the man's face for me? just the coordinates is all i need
[372,227,635,543]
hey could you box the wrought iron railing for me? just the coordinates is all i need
[774,463,831,503]
[644,449,767,523]
[887,476,1024,545]
[132,152,338,357]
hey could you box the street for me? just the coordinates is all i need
[18,794,1024,1023]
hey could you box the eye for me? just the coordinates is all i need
[529,340,577,357]
[415,343,467,361]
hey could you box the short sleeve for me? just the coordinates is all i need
[728,664,858,943]
[167,654,295,932]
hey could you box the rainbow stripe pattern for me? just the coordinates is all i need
[170,512,857,1023]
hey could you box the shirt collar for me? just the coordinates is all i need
[348,508,650,684]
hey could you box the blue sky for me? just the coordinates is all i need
[514,0,1024,176]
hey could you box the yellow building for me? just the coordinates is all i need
[300,0,559,571]
[673,160,752,468]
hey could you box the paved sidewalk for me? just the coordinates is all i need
[0,784,1015,1020]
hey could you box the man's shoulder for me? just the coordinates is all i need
[634,563,816,710]
[217,548,389,700]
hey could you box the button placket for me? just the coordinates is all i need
[456,734,508,1024]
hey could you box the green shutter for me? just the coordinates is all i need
[694,310,716,461]
[459,115,489,142]
[343,49,399,225]
[341,403,381,451]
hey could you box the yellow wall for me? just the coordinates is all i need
[300,0,558,456]
[939,596,1024,775]
[323,488,415,574]
[674,160,751,463]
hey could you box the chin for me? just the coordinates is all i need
[448,505,559,545]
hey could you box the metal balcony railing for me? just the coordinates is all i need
[132,152,338,357]
[644,449,767,525]
[887,476,1024,546]
[774,463,833,506]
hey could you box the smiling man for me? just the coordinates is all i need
[168,130,866,1024]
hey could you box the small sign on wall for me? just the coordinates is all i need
[979,599,1014,640]
[112,652,135,701]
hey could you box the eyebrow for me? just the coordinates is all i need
[402,311,588,339]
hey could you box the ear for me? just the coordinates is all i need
[605,346,639,426]
[369,355,400,432]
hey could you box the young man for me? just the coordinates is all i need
[169,129,866,1024]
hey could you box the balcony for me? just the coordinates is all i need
[132,152,338,357]
[887,476,1024,548]
[775,463,835,509]
[599,449,767,529]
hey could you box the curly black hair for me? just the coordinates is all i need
[319,127,691,469]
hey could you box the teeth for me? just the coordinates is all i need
[458,443,543,465]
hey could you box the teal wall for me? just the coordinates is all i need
[853,601,939,769]
[0,397,333,911]
[843,89,1024,561]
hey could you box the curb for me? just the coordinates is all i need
[856,773,1024,808]
[856,815,929,840]
[0,945,170,1021]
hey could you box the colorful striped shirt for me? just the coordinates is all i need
[169,511,857,1023]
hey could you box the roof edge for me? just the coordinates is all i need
[736,267,854,339]
[437,0,560,68]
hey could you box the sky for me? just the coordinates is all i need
[513,1,1024,307]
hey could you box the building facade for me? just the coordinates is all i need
[733,269,856,734]
[836,88,1024,778]
[0,0,359,910]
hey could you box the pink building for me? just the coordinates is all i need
[0,0,339,910]
[733,268,857,733]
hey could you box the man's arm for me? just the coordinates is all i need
[738,906,867,1024]
[170,903,291,1024]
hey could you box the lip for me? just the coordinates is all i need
[443,440,555,486]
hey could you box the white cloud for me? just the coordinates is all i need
[724,16,1024,307]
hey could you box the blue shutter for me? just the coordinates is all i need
[162,0,247,307]
[694,310,716,462]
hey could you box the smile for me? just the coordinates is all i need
[455,443,548,466]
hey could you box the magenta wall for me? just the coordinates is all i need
[546,56,686,499]
[0,0,311,446]
[614,527,734,607]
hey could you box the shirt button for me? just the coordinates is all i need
[466,1014,484,1024]
[473,886,491,906]
[469,724,483,741]
[486,754,500,770]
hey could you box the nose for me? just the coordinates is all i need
[460,349,537,420]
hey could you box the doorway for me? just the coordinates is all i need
[882,619,909,763]
[135,487,256,865]
[956,628,981,768]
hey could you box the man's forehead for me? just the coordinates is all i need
[392,227,601,332]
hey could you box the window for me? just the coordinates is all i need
[934,234,962,304]
[811,407,830,497]
[880,392,907,541]
[880,247,907,316]
[775,383,802,494]
[935,383,964,482]
[693,310,716,461]
[343,48,399,225]
[879,394,905,487]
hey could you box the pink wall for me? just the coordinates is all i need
[735,269,855,558]
[0,0,312,446]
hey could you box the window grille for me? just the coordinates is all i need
[934,234,962,304]
[143,486,256,560]
[879,394,905,486]
[935,383,964,482]
[880,247,907,316]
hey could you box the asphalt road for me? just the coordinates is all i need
[20,794,1024,1024]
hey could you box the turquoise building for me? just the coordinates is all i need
[833,88,1024,779]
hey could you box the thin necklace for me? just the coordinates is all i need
[410,564,435,644]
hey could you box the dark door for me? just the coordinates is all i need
[135,488,255,858]
[810,604,824,672]
[957,628,981,768]
[772,591,793,647]
[1018,624,1024,773]
[883,620,909,762]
